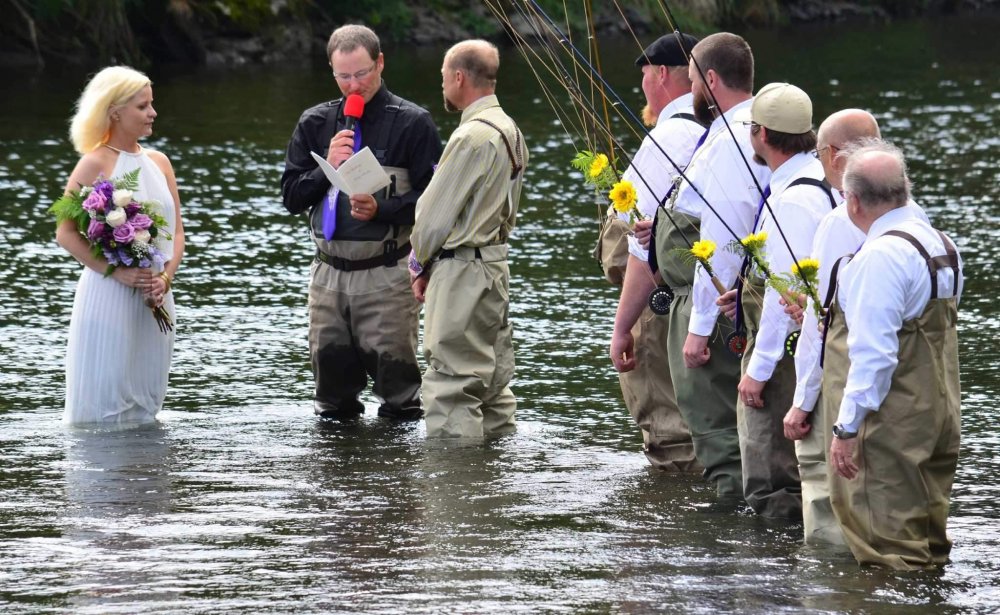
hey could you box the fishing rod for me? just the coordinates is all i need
[657,0,821,303]
[494,0,701,254]
[516,0,767,264]
[499,0,818,353]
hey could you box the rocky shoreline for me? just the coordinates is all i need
[0,0,996,70]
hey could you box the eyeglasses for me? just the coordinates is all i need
[742,120,762,134]
[811,144,839,159]
[332,63,377,83]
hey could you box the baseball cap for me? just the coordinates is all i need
[751,82,813,134]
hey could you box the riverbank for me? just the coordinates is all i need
[1,0,998,70]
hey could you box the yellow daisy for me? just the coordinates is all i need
[690,239,716,262]
[791,258,820,278]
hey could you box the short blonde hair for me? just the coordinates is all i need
[70,66,151,154]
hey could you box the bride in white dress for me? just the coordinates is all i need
[56,66,186,425]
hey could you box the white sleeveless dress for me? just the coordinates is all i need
[63,149,177,425]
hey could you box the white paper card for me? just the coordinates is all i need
[311,147,391,196]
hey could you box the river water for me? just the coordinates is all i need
[1,15,998,614]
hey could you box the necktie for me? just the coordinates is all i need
[734,185,772,336]
[693,127,710,152]
[322,123,363,241]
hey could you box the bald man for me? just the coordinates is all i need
[410,40,528,438]
[782,110,929,545]
[824,141,962,569]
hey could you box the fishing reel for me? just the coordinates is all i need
[726,330,748,358]
[784,330,800,358]
[648,285,675,315]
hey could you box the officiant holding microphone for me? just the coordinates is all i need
[281,24,442,421]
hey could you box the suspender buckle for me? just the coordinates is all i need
[383,239,399,267]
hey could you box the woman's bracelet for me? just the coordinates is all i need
[158,271,172,293]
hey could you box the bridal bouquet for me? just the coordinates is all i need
[50,168,173,333]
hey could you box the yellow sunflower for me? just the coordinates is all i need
[609,180,637,214]
[588,153,609,179]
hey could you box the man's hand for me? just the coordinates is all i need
[349,193,378,221]
[783,406,812,440]
[682,332,710,368]
[738,374,766,409]
[633,219,654,250]
[610,330,636,373]
[780,293,807,326]
[327,129,355,168]
[716,289,738,322]
[830,437,859,479]
[410,271,429,303]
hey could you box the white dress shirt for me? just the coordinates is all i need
[675,99,771,336]
[746,153,834,382]
[620,93,703,260]
[835,205,963,431]
[793,199,930,412]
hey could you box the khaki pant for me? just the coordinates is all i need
[738,279,802,519]
[796,391,846,545]
[620,305,699,472]
[666,291,743,496]
[308,262,422,419]
[423,246,516,438]
[825,298,961,569]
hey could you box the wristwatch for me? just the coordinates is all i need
[832,423,858,440]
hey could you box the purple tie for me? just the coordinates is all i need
[322,124,363,241]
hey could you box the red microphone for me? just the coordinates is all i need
[343,94,364,131]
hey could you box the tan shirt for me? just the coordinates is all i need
[412,95,527,265]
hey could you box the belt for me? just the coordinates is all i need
[316,240,410,272]
[439,247,482,260]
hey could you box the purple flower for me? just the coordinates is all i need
[104,249,120,266]
[87,219,105,241]
[126,203,141,216]
[117,248,133,266]
[95,180,114,199]
[82,190,108,213]
[131,213,153,230]
[112,222,135,245]
[138,257,151,268]
[149,247,166,267]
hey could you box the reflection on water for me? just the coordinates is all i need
[1,14,999,613]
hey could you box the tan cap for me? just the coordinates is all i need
[751,82,812,134]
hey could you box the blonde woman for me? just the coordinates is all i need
[57,66,185,425]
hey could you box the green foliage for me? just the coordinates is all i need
[218,0,275,32]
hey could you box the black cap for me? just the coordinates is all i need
[634,33,700,67]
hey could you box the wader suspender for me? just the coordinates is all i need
[370,94,403,240]
[471,118,524,180]
[314,94,411,269]
[787,177,838,209]
[470,117,524,245]
[668,111,708,129]
[819,228,961,367]
[819,253,853,368]
[882,230,961,299]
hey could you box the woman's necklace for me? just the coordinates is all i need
[102,142,142,154]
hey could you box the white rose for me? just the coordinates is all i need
[134,229,151,245]
[112,189,133,208]
[105,207,127,228]
[145,199,163,215]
